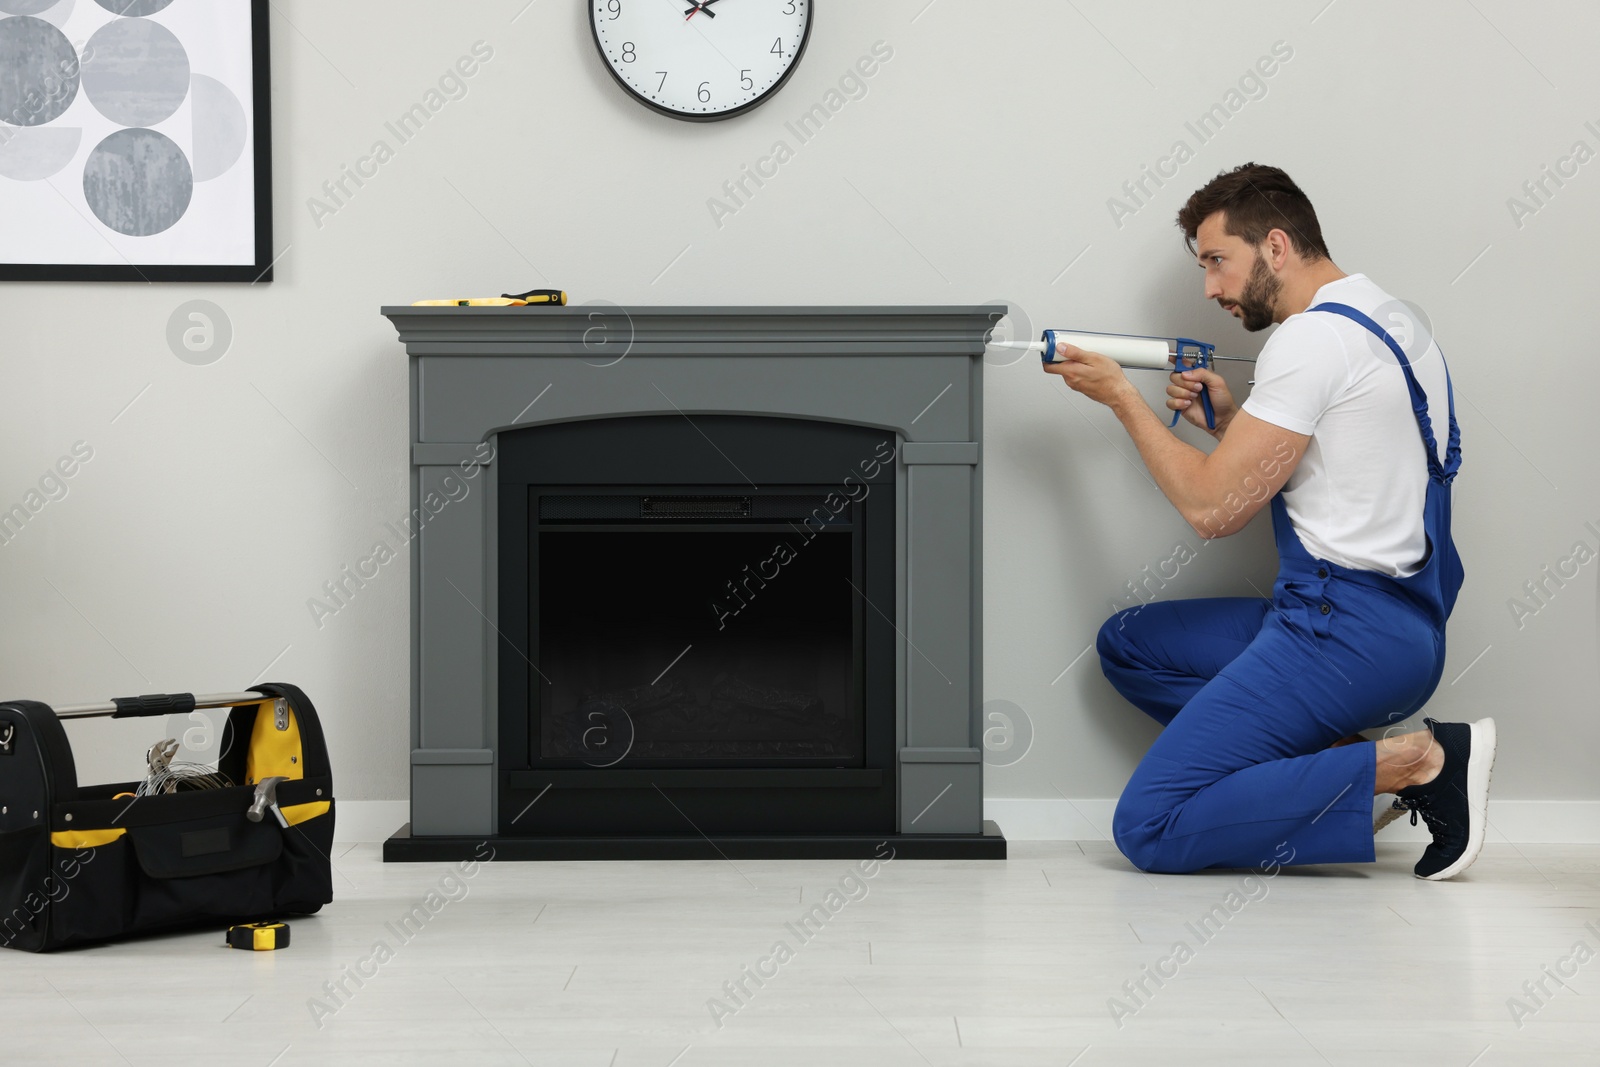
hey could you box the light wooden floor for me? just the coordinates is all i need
[5,840,1598,1065]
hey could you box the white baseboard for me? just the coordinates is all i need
[986,798,1120,842]
[333,800,409,843]
[335,798,1600,846]
[984,798,1600,845]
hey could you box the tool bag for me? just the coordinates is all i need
[0,683,334,952]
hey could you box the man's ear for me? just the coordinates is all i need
[1265,228,1293,270]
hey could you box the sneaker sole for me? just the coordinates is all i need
[1418,717,1496,881]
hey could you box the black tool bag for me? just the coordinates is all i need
[0,683,334,952]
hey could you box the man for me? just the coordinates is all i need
[1046,163,1494,879]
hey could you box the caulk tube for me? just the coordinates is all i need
[1040,330,1172,369]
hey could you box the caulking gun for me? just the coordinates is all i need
[989,330,1254,431]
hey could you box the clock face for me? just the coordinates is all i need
[591,0,813,122]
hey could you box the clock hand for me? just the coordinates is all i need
[684,0,719,19]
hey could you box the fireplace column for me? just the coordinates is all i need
[409,440,498,836]
[899,440,984,833]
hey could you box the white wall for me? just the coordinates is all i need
[3,1,1595,827]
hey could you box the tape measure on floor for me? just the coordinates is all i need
[227,921,290,951]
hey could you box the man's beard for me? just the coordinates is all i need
[1229,252,1282,332]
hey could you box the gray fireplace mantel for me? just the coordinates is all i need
[382,304,1003,844]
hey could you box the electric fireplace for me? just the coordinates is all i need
[381,305,1003,860]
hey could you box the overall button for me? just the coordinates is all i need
[1320,603,1331,615]
[1316,567,1328,579]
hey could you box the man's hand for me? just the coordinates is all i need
[1167,366,1238,437]
[1041,343,1140,408]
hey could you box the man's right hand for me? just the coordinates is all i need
[1167,367,1237,437]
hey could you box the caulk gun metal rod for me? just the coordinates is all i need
[986,342,1256,364]
[53,692,272,719]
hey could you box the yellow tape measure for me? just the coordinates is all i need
[412,290,568,307]
[227,921,290,951]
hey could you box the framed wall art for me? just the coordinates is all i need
[0,0,272,282]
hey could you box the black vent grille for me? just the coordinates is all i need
[643,496,750,518]
[539,494,845,522]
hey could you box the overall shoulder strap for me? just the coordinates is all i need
[1308,301,1460,480]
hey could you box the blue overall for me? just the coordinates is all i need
[1100,303,1463,873]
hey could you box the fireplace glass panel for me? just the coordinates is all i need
[537,528,860,765]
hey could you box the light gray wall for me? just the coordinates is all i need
[3,0,1595,804]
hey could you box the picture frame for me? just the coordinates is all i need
[0,0,273,283]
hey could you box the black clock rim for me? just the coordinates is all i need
[588,1,813,124]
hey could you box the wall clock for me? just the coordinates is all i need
[590,0,812,122]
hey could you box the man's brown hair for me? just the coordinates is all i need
[1177,163,1330,261]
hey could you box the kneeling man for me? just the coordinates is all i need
[1046,163,1494,880]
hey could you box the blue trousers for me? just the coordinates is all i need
[1098,587,1443,873]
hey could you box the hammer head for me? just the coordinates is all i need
[246,775,291,823]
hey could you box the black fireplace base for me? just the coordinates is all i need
[382,820,1007,861]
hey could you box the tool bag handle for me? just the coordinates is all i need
[54,692,272,720]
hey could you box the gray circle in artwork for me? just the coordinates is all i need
[167,299,233,365]
[92,0,175,14]
[190,74,247,182]
[83,127,193,236]
[0,0,61,13]
[0,16,80,126]
[83,16,189,127]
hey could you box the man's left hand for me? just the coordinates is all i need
[1041,343,1139,409]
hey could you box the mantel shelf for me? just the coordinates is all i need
[382,304,1002,357]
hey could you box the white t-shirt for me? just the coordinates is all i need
[1240,274,1452,577]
